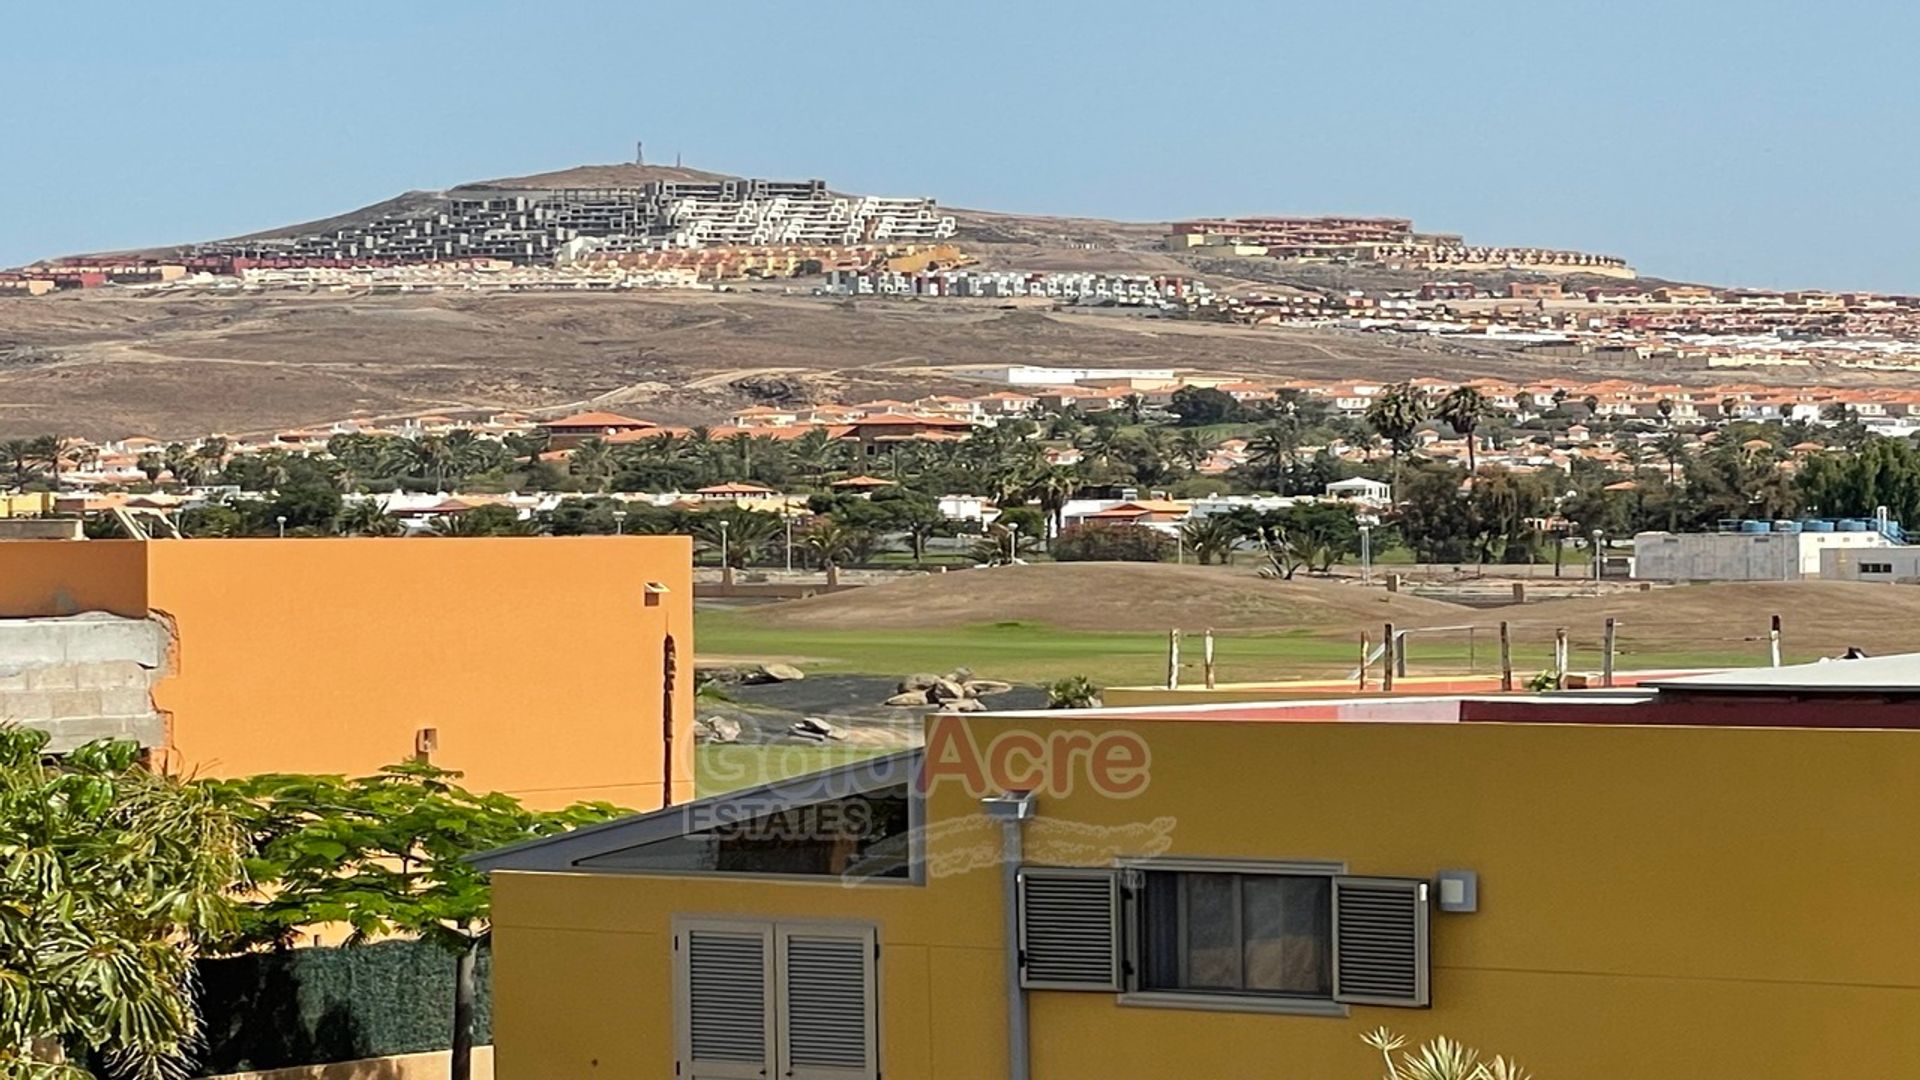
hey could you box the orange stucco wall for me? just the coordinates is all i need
[0,538,694,811]
[0,539,148,617]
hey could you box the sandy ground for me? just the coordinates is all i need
[748,562,1467,632]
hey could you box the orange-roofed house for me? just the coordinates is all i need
[830,475,897,497]
[0,538,693,810]
[540,411,659,450]
[694,482,781,501]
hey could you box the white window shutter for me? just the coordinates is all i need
[676,921,776,1078]
[1018,867,1123,991]
[776,924,878,1080]
[1332,876,1431,1008]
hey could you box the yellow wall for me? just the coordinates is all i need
[0,537,694,809]
[0,492,57,518]
[491,715,1920,1079]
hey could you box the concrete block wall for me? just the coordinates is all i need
[0,612,170,752]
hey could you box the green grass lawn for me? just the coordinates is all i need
[695,744,893,798]
[696,610,1778,689]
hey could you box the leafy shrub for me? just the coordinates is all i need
[1051,522,1172,562]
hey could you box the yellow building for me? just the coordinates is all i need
[477,661,1920,1079]
[0,492,56,517]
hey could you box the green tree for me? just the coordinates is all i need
[0,730,244,1079]
[1168,386,1241,427]
[0,439,40,488]
[1051,522,1172,562]
[1179,514,1241,565]
[338,497,403,537]
[1435,387,1492,473]
[219,762,622,1080]
[1364,383,1428,495]
[135,451,166,486]
[801,520,869,587]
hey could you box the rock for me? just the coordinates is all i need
[884,691,932,707]
[789,717,846,741]
[944,667,975,684]
[696,715,742,744]
[938,697,986,713]
[898,672,941,693]
[962,679,1013,697]
[758,663,806,683]
[928,678,967,703]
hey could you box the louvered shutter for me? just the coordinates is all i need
[1018,867,1123,991]
[676,921,776,1079]
[776,925,878,1080]
[1332,876,1430,1007]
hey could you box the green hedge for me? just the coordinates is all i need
[190,940,491,1075]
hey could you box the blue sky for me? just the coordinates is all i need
[4,1,1916,290]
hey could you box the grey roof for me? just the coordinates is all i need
[1644,654,1920,694]
[467,749,922,873]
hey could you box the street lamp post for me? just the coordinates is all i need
[784,510,793,572]
[1006,522,1018,565]
[275,515,287,539]
[1591,528,1604,583]
[719,520,731,588]
[613,509,627,536]
[1359,523,1373,585]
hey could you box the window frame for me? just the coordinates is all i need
[1118,857,1351,1017]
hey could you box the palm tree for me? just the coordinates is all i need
[571,438,616,493]
[1179,515,1241,565]
[27,434,71,489]
[1247,423,1301,492]
[1656,398,1676,427]
[789,426,837,482]
[1365,382,1428,496]
[1171,429,1210,473]
[1582,393,1602,419]
[1023,466,1083,541]
[801,521,867,587]
[338,497,402,537]
[136,451,167,485]
[0,439,39,488]
[1435,386,1491,473]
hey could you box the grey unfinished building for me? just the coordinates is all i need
[196,178,957,264]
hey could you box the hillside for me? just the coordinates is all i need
[751,562,1467,633]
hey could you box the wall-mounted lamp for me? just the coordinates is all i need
[644,581,670,607]
[1435,869,1478,913]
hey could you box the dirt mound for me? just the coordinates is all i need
[753,563,1467,633]
[1506,581,1920,656]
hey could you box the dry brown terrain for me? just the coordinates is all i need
[1502,581,1920,659]
[0,288,1556,440]
[751,562,1467,632]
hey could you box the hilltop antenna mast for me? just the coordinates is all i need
[635,140,644,165]
[675,150,682,168]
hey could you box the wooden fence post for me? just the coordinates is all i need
[1554,627,1569,690]
[1358,631,1370,691]
[1203,628,1217,689]
[1602,617,1617,688]
[1769,614,1782,667]
[1382,623,1397,692]
[1498,621,1513,692]
[1167,629,1182,690]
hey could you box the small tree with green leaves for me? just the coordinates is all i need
[0,729,245,1080]
[218,762,624,1080]
[1046,676,1102,709]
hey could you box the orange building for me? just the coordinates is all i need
[0,537,694,810]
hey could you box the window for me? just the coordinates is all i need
[675,918,878,1080]
[1860,562,1894,574]
[1016,861,1430,1012]
[1139,870,1332,998]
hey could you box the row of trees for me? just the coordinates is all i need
[1,727,616,1080]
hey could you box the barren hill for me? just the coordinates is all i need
[752,562,1467,633]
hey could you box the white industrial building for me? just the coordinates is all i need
[947,365,1180,386]
[1819,546,1920,582]
[1633,521,1900,581]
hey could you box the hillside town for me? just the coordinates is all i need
[12,4,1920,1077]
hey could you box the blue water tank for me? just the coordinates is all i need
[1840,519,1869,532]
[1773,520,1801,533]
[1805,519,1836,533]
[1740,520,1771,533]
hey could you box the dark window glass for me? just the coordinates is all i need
[1140,870,1331,997]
